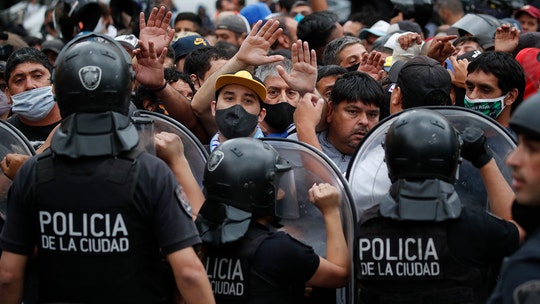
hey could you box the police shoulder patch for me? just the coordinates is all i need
[175,185,193,217]
[513,280,540,304]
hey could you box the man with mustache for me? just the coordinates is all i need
[295,71,383,173]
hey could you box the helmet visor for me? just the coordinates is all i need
[274,161,299,219]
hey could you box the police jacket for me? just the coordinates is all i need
[203,222,319,304]
[488,229,540,304]
[0,149,201,303]
[356,205,519,304]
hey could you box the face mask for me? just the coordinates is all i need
[463,94,507,119]
[11,86,55,121]
[215,104,259,139]
[263,102,296,132]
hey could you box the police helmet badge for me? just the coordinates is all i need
[207,150,224,172]
[79,66,102,91]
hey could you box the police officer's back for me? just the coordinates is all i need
[0,33,214,303]
[196,137,350,303]
[356,109,521,304]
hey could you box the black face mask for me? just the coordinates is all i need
[346,63,360,72]
[262,102,296,133]
[215,104,259,139]
[511,201,540,235]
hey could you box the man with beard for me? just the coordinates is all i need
[209,70,267,152]
[295,71,383,173]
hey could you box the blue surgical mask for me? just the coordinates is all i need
[294,13,305,22]
[463,94,507,119]
[11,86,55,121]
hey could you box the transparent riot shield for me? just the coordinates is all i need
[0,120,36,222]
[347,106,516,219]
[262,138,356,304]
[132,110,208,187]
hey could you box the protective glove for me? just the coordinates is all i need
[460,127,493,168]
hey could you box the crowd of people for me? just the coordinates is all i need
[0,0,538,303]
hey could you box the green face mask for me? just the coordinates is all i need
[463,94,507,119]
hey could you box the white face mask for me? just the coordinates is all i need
[11,86,55,121]
[463,93,507,119]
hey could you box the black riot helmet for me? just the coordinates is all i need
[509,92,540,142]
[54,0,102,42]
[53,33,134,118]
[384,109,461,184]
[203,137,295,219]
[391,0,433,28]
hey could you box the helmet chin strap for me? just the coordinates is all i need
[379,179,462,222]
[50,111,139,158]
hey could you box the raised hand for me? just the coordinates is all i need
[236,19,284,66]
[155,132,185,165]
[138,6,174,55]
[448,56,469,89]
[358,51,385,81]
[426,35,457,63]
[294,93,326,130]
[133,38,167,89]
[397,32,423,50]
[1,154,30,180]
[277,40,317,95]
[308,183,341,214]
[495,23,520,54]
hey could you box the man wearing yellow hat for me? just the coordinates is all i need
[209,70,267,151]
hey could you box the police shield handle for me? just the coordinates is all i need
[307,183,351,288]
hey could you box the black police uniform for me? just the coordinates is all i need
[0,150,200,303]
[488,229,540,303]
[356,205,520,304]
[203,222,320,304]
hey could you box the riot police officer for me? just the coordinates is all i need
[355,108,522,303]
[0,33,214,303]
[488,92,540,303]
[196,137,350,303]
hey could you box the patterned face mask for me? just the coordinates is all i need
[463,93,507,119]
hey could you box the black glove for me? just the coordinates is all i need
[460,127,493,168]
